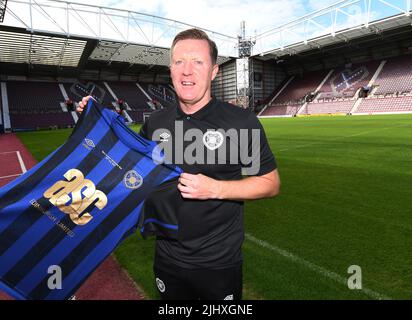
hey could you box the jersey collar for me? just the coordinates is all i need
[175,97,217,121]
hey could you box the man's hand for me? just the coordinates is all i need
[178,173,222,200]
[76,96,92,114]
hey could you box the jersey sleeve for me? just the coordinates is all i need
[241,112,277,176]
[138,179,180,239]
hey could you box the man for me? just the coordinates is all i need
[78,28,280,300]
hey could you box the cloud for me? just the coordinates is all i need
[91,0,307,37]
[60,0,370,44]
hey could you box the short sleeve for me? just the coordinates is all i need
[241,112,277,176]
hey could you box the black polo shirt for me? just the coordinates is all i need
[139,98,277,269]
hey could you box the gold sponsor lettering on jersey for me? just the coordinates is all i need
[44,169,108,225]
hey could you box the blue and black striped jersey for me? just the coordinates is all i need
[0,99,182,300]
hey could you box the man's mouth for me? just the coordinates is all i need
[181,81,195,86]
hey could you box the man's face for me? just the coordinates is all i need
[170,39,219,110]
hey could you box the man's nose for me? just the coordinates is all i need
[182,61,193,75]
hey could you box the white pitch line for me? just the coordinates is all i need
[245,233,391,300]
[16,151,27,173]
[0,173,21,179]
[279,123,411,152]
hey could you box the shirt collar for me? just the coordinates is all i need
[175,97,217,120]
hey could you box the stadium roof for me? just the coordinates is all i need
[253,0,412,56]
[0,0,235,78]
[0,0,411,77]
[0,27,87,67]
[0,26,231,67]
[257,11,412,60]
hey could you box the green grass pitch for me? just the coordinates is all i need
[16,114,412,299]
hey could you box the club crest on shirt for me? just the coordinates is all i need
[202,130,224,151]
[123,170,143,189]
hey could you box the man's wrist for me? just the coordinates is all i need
[215,179,225,200]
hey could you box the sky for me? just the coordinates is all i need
[82,0,343,37]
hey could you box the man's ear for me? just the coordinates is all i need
[211,64,219,81]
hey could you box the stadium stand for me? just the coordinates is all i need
[317,61,380,99]
[92,81,117,107]
[62,82,84,103]
[276,71,329,104]
[144,83,177,109]
[260,104,301,117]
[100,81,166,123]
[0,78,177,130]
[62,81,117,110]
[6,81,74,130]
[301,99,355,115]
[355,96,412,114]
[372,55,412,96]
[260,71,329,116]
[0,0,411,127]
[350,55,412,114]
[9,112,74,129]
[5,54,408,127]
[7,81,63,112]
[259,76,293,106]
[105,81,152,110]
[260,56,412,117]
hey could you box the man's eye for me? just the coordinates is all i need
[194,60,203,65]
[175,60,183,65]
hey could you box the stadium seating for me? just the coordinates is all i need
[260,56,412,116]
[273,71,328,105]
[9,112,74,130]
[6,81,75,130]
[260,104,301,116]
[62,81,116,109]
[1,80,178,130]
[317,61,379,99]
[3,53,411,130]
[373,55,412,95]
[93,82,117,107]
[301,99,355,115]
[143,83,177,108]
[260,71,328,116]
[62,82,84,103]
[258,76,293,106]
[106,81,151,110]
[355,96,412,114]
[7,81,64,113]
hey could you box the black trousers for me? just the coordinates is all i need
[153,262,242,300]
